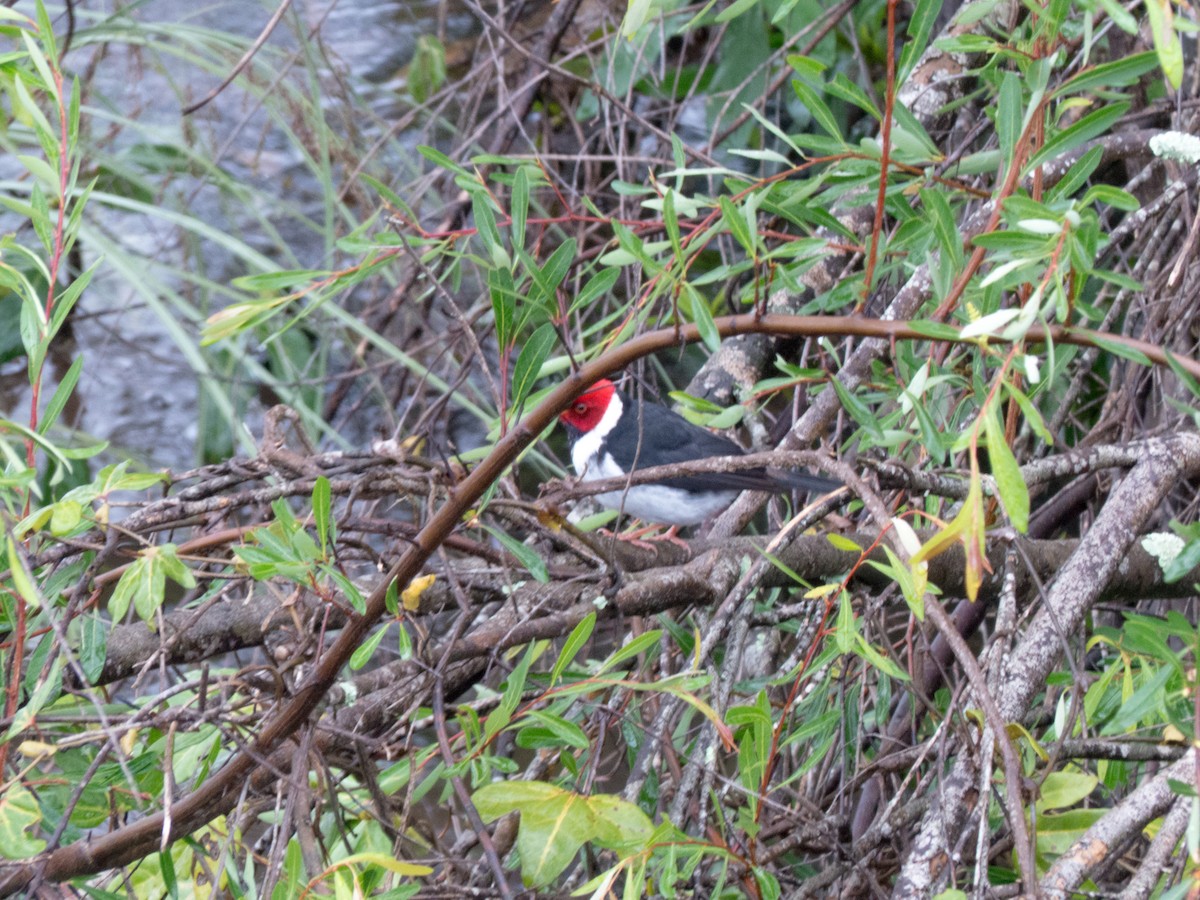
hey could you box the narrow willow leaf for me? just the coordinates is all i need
[1144,0,1183,88]
[482,523,548,582]
[312,476,331,553]
[39,355,82,435]
[830,378,884,441]
[1028,102,1131,172]
[682,283,720,353]
[80,612,107,684]
[1054,51,1159,97]
[7,535,41,609]
[350,623,389,670]
[898,0,940,80]
[511,166,528,255]
[597,630,661,675]
[663,191,686,268]
[529,238,576,313]
[790,83,841,144]
[984,406,1029,532]
[550,612,596,686]
[571,267,619,313]
[510,322,556,410]
[996,71,1022,170]
[719,196,754,255]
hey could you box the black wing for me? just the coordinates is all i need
[608,396,838,495]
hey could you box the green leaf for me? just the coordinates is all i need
[407,33,447,103]
[869,546,926,621]
[898,0,940,80]
[281,838,304,898]
[472,782,650,887]
[586,793,653,852]
[983,405,1029,531]
[488,266,516,350]
[384,577,401,616]
[715,0,760,22]
[49,500,82,536]
[484,642,539,741]
[835,588,855,654]
[39,355,82,436]
[826,73,878,119]
[8,655,62,742]
[476,782,585,886]
[7,535,41,609]
[515,711,590,749]
[996,71,1022,170]
[47,264,95,345]
[1001,380,1053,444]
[351,623,390,670]
[312,476,331,554]
[719,195,755,256]
[830,378,884,441]
[79,612,108,684]
[550,612,595,685]
[907,320,962,341]
[682,283,719,353]
[1144,0,1183,88]
[912,467,986,601]
[596,630,661,675]
[919,187,962,267]
[971,230,1048,251]
[662,190,683,261]
[1046,145,1104,202]
[511,166,528,255]
[1089,335,1152,367]
[482,524,548,583]
[1080,184,1140,211]
[1036,771,1099,813]
[826,533,862,552]
[528,238,576,313]
[789,76,843,143]
[1028,103,1131,172]
[0,784,47,859]
[474,192,505,265]
[571,267,620,314]
[1033,809,1106,856]
[510,322,556,412]
[1053,51,1160,97]
[620,0,654,37]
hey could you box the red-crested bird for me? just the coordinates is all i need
[558,379,838,527]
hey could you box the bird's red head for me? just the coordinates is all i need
[560,379,616,433]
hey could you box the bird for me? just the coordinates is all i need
[558,378,839,527]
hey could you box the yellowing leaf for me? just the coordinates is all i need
[0,784,47,859]
[17,740,55,759]
[6,535,40,609]
[472,782,652,887]
[804,583,842,599]
[1036,771,1098,813]
[401,573,436,611]
[327,851,432,878]
[826,533,863,552]
[1144,0,1183,88]
[912,460,989,601]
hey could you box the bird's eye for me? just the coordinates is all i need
[574,402,588,415]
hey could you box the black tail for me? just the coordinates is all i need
[768,468,842,494]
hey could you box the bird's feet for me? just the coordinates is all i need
[602,522,690,551]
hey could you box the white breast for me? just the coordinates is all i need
[570,393,624,480]
[570,394,737,525]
